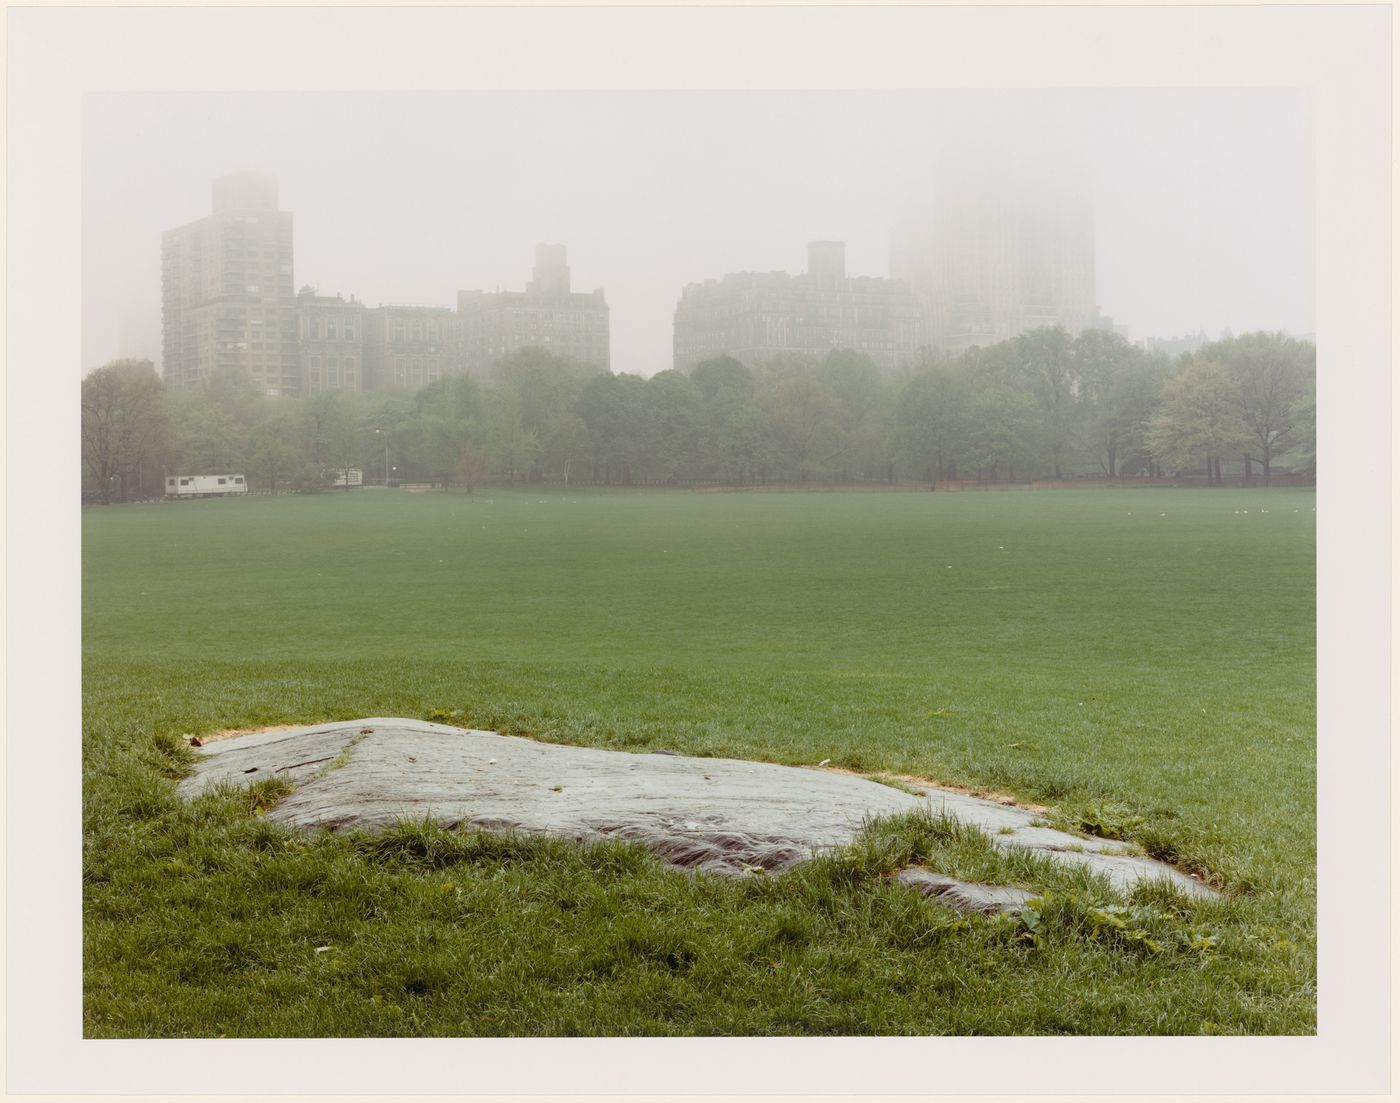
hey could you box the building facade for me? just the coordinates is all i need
[163,179,609,394]
[457,245,610,378]
[890,156,1098,351]
[296,289,367,393]
[673,242,929,373]
[363,305,463,390]
[161,172,299,396]
[1142,331,1209,360]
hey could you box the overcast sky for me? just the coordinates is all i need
[82,89,1313,376]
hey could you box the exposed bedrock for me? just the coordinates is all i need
[178,718,1219,910]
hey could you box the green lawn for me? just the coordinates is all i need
[83,487,1316,1035]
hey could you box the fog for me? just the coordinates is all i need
[82,89,1313,376]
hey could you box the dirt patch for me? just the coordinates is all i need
[814,764,1051,815]
[190,723,321,747]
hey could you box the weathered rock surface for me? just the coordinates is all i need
[178,718,1218,901]
[892,869,1038,914]
[909,785,1217,900]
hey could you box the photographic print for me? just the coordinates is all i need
[7,4,1391,1096]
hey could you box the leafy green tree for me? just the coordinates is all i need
[81,359,171,503]
[455,443,490,495]
[1290,392,1316,476]
[245,413,302,493]
[897,361,971,482]
[1209,332,1314,482]
[817,350,888,480]
[171,395,245,474]
[202,364,270,428]
[1013,326,1079,478]
[708,404,774,484]
[298,390,359,484]
[640,369,704,480]
[755,356,846,479]
[689,355,755,405]
[577,371,648,484]
[689,357,765,482]
[1093,353,1172,477]
[1069,331,1164,478]
[962,385,1041,482]
[479,387,540,484]
[167,366,273,479]
[493,347,597,480]
[1147,358,1250,484]
[410,411,474,485]
[362,393,414,485]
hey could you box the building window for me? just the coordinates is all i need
[326,320,338,340]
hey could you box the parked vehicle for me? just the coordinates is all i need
[164,474,249,499]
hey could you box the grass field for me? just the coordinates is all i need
[83,486,1316,1035]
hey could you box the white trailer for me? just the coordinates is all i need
[164,474,249,499]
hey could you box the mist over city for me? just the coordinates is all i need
[84,89,1314,377]
[78,88,1318,504]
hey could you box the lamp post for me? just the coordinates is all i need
[374,428,389,486]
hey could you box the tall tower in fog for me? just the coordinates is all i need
[161,172,299,396]
[457,244,610,379]
[891,154,1096,350]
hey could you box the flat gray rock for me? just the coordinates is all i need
[892,868,1038,914]
[909,785,1218,900]
[179,718,1218,900]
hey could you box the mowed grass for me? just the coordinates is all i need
[83,487,1315,1035]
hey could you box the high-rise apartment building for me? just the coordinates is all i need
[890,156,1097,351]
[457,245,610,378]
[673,242,929,373]
[297,289,367,393]
[162,182,607,393]
[161,172,299,395]
[363,305,463,390]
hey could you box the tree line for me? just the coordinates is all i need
[81,327,1315,503]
